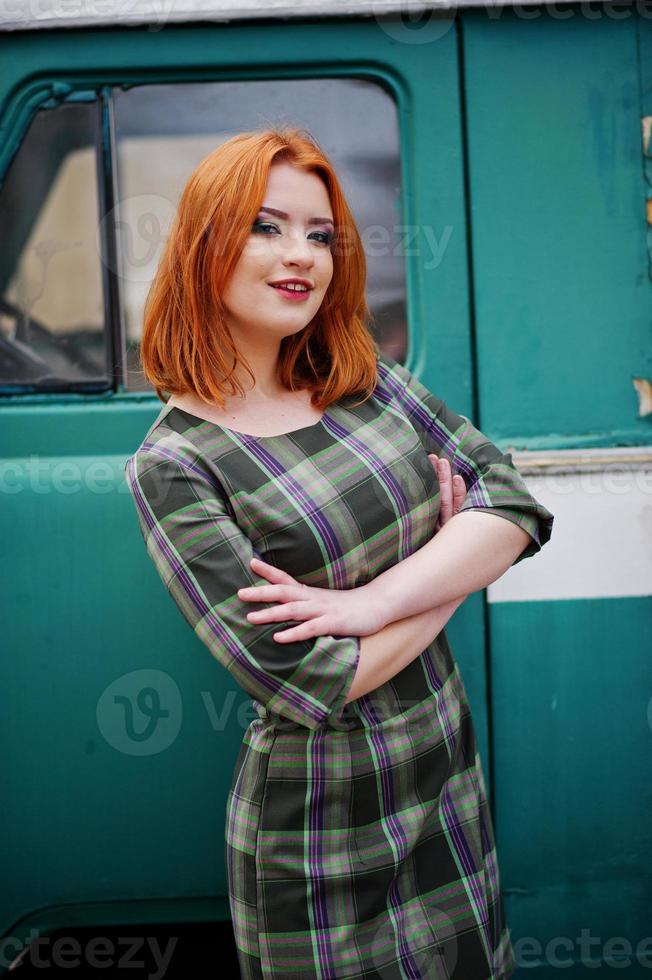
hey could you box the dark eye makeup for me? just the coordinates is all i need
[252,219,333,246]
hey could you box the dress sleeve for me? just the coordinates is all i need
[376,351,554,565]
[124,443,361,731]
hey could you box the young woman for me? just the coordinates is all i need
[124,127,554,979]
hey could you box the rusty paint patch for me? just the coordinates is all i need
[642,116,652,157]
[632,377,652,418]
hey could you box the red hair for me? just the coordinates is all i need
[139,127,380,407]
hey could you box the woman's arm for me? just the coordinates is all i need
[344,593,467,704]
[238,510,527,644]
[238,455,469,642]
[365,509,531,627]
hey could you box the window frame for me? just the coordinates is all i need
[0,64,411,405]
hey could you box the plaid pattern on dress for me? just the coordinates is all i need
[125,350,554,978]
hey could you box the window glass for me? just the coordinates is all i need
[0,101,110,393]
[113,78,406,391]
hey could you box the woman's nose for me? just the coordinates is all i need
[280,230,314,266]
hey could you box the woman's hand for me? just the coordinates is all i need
[238,558,385,642]
[238,453,467,642]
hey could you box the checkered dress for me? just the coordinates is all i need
[125,350,554,979]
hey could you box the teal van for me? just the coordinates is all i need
[1,1,651,974]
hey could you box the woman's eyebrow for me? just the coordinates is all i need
[259,205,334,228]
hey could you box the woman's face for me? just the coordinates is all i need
[221,161,335,348]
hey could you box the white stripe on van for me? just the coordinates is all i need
[489,447,652,602]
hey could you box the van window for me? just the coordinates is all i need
[0,79,405,395]
[0,101,110,393]
[113,78,405,391]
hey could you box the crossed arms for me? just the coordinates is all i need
[237,456,532,704]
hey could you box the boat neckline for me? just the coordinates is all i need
[163,402,330,440]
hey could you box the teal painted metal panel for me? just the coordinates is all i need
[463,10,652,974]
[637,11,652,287]
[491,597,652,975]
[462,8,651,450]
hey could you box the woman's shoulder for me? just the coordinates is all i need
[374,348,415,391]
[373,348,433,404]
[124,406,205,480]
[372,348,449,432]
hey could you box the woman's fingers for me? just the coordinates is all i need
[271,619,330,642]
[439,457,454,523]
[245,601,315,623]
[430,454,453,526]
[249,555,297,585]
[430,454,468,530]
[452,474,466,512]
[245,597,329,640]
[241,560,331,636]
[238,583,302,603]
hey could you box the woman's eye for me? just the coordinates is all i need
[311,231,333,246]
[251,221,332,246]
[252,221,277,234]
